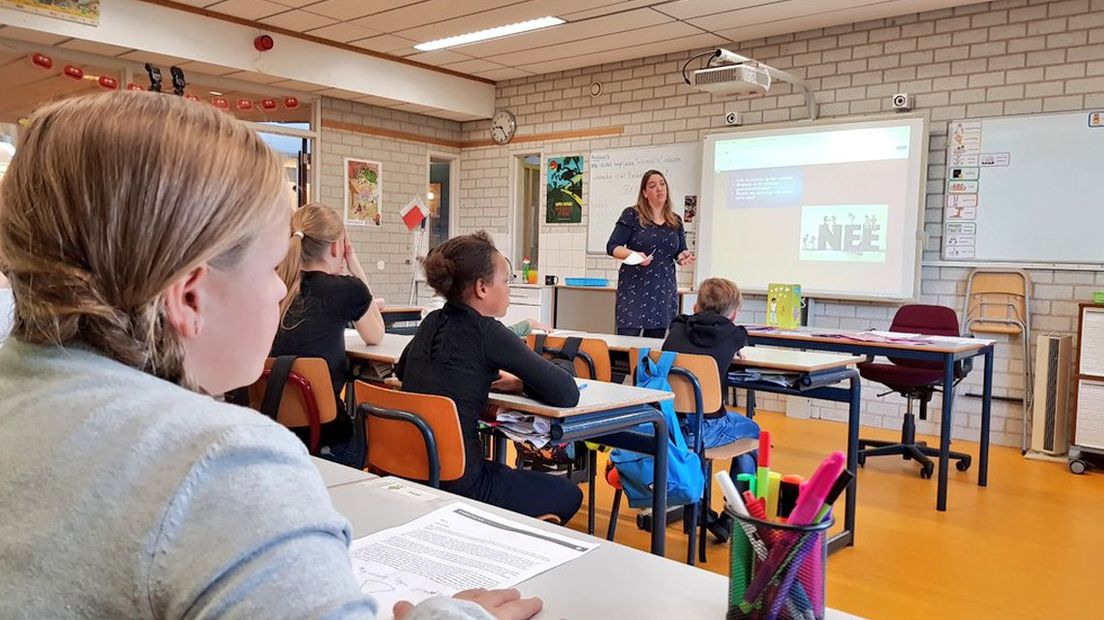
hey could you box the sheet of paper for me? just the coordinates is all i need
[349,502,597,617]
[621,251,652,266]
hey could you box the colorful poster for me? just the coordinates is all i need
[766,283,802,329]
[0,0,99,25]
[546,155,583,224]
[344,158,382,227]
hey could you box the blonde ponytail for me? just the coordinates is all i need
[277,204,345,325]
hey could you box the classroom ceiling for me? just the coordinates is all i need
[0,0,991,121]
[160,0,992,81]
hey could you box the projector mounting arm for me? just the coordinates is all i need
[707,49,819,120]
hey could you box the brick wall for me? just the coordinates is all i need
[317,97,460,304]
[456,0,1104,448]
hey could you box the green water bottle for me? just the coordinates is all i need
[521,257,530,283]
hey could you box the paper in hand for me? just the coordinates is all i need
[622,252,652,266]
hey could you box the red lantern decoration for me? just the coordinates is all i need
[31,52,53,70]
[97,75,119,90]
[184,94,201,102]
[283,96,299,110]
[236,99,254,111]
[212,97,230,110]
[63,65,84,81]
[260,98,278,111]
[126,83,144,91]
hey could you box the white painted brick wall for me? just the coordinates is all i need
[452,0,1104,448]
[317,98,460,304]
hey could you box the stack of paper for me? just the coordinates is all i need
[494,410,552,448]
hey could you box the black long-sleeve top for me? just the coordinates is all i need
[395,301,580,491]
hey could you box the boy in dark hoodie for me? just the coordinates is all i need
[663,277,760,452]
[664,277,760,540]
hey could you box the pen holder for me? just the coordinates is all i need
[726,508,832,620]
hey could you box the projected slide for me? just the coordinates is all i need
[697,120,925,300]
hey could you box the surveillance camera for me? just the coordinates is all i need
[709,48,750,67]
[891,93,912,111]
[724,111,741,126]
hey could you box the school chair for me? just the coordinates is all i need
[609,349,755,565]
[524,334,613,530]
[526,334,613,382]
[354,380,465,488]
[246,357,338,456]
[962,268,1032,450]
[857,304,973,478]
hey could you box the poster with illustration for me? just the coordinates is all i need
[345,159,382,227]
[0,0,99,25]
[546,155,584,224]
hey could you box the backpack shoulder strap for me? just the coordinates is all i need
[260,356,297,421]
[532,333,548,355]
[559,336,583,360]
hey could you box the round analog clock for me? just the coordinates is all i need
[490,109,517,145]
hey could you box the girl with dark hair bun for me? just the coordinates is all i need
[398,230,584,524]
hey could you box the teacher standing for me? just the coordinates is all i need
[606,170,696,337]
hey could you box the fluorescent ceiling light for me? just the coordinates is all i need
[414,16,564,51]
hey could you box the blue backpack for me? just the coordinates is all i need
[609,348,706,509]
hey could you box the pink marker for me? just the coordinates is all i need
[788,451,845,526]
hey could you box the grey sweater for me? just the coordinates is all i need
[0,340,490,619]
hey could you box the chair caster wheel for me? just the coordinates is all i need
[857,455,866,467]
[955,457,971,472]
[920,464,934,479]
[1070,459,1088,475]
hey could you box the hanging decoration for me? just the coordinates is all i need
[31,52,53,70]
[62,65,84,81]
[97,75,118,90]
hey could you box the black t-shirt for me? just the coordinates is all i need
[395,301,580,494]
[270,271,372,446]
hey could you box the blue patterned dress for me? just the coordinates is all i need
[606,207,687,330]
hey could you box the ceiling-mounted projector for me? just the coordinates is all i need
[683,48,819,119]
[689,63,771,95]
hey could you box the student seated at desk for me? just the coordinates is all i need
[396,231,583,524]
[0,91,539,619]
[270,203,385,466]
[662,277,760,457]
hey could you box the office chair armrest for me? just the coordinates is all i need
[357,403,441,488]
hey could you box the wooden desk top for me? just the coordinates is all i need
[488,378,672,419]
[381,306,423,315]
[345,331,411,363]
[746,326,993,354]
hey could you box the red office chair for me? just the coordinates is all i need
[857,304,972,479]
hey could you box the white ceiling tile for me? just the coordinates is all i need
[353,0,524,34]
[484,21,701,67]
[206,0,289,20]
[404,49,476,66]
[472,67,535,81]
[271,0,327,6]
[269,78,331,92]
[561,0,668,21]
[302,0,389,20]
[117,50,193,67]
[163,0,224,6]
[380,0,609,41]
[654,0,779,20]
[176,60,241,76]
[441,58,509,73]
[516,32,725,74]
[450,9,671,58]
[57,39,133,57]
[222,70,289,84]
[348,33,420,55]
[0,26,70,45]
[260,9,337,31]
[305,22,381,43]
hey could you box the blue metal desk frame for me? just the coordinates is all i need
[745,332,996,514]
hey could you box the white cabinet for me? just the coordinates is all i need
[416,282,552,328]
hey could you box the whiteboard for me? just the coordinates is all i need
[943,110,1104,263]
[587,143,701,254]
